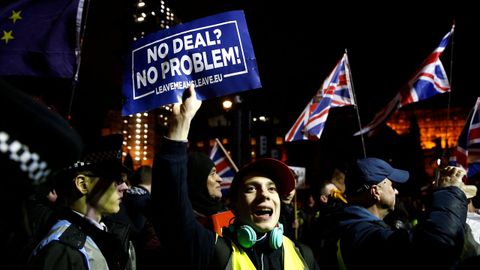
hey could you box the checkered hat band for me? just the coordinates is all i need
[84,150,122,163]
[0,131,50,185]
[68,150,122,170]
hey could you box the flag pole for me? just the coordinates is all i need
[67,0,90,121]
[444,22,455,162]
[294,193,298,241]
[215,138,239,172]
[345,49,367,158]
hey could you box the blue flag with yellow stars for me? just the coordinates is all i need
[0,0,84,78]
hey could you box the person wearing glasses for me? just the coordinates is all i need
[28,134,135,270]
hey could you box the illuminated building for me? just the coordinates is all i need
[104,0,178,169]
[387,107,469,149]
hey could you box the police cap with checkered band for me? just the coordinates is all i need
[58,134,131,182]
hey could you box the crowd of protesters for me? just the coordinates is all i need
[2,80,480,269]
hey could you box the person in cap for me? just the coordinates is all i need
[0,79,84,269]
[28,134,136,270]
[151,85,319,269]
[338,158,469,270]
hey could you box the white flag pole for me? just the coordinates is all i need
[215,138,239,172]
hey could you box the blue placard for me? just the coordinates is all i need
[122,10,262,116]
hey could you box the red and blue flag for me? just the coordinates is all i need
[355,25,454,136]
[209,139,237,194]
[451,97,480,178]
[285,53,355,142]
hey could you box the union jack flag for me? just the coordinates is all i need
[355,25,454,136]
[285,53,355,142]
[451,97,480,178]
[209,139,237,194]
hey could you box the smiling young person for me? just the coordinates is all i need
[151,85,319,269]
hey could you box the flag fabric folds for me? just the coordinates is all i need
[285,53,355,142]
[209,139,237,194]
[355,25,454,136]
[451,97,480,178]
[0,0,84,78]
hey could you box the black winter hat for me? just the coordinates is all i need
[187,151,225,216]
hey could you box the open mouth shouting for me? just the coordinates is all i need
[252,207,273,222]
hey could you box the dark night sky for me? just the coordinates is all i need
[169,1,478,118]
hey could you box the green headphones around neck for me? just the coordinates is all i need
[230,223,284,249]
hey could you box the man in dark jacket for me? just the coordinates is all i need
[338,158,468,270]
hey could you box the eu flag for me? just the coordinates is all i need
[0,0,84,78]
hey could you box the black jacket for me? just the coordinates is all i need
[29,210,134,270]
